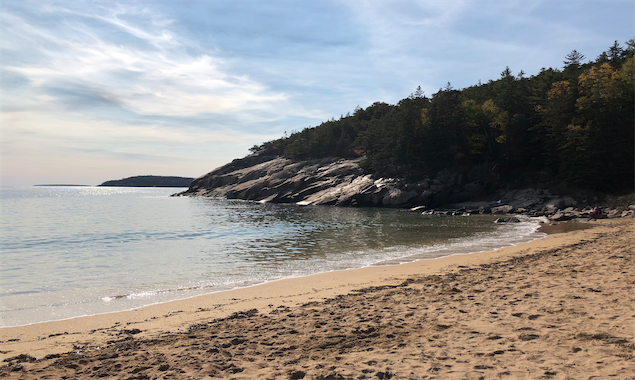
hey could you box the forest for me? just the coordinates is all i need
[251,40,634,194]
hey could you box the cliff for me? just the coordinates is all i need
[176,153,494,207]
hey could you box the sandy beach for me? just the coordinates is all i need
[1,218,633,379]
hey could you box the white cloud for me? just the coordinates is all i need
[0,2,314,186]
[1,4,288,118]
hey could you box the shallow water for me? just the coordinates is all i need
[0,186,544,327]
[538,222,594,234]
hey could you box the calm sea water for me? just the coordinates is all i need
[0,186,544,327]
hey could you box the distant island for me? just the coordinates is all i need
[98,176,194,187]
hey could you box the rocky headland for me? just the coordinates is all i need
[175,153,634,221]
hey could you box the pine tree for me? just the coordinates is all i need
[563,50,585,67]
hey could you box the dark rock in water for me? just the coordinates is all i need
[494,217,521,224]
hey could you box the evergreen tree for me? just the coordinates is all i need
[563,50,585,67]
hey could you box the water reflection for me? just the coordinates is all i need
[190,199,502,270]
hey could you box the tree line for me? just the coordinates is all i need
[251,40,634,194]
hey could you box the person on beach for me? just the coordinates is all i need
[589,205,602,218]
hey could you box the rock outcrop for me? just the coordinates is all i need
[175,154,492,207]
[175,153,635,219]
[421,188,635,221]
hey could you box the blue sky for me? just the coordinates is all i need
[1,0,633,186]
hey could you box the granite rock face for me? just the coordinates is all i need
[175,153,635,219]
[175,154,490,207]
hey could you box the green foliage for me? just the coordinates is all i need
[251,39,634,193]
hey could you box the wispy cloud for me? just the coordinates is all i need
[1,3,288,118]
[0,1,304,185]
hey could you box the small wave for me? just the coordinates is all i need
[372,217,544,266]
[99,283,232,303]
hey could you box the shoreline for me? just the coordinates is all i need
[1,220,625,362]
[0,216,544,330]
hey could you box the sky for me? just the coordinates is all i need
[1,0,633,186]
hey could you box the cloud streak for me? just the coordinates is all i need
[1,3,288,119]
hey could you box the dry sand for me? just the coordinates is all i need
[1,219,633,379]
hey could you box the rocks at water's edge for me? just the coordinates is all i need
[419,192,635,221]
[175,153,489,207]
[174,153,635,219]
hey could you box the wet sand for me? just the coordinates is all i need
[1,219,633,379]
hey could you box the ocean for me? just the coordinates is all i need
[0,186,545,328]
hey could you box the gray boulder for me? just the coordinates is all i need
[549,212,573,221]
[491,205,514,214]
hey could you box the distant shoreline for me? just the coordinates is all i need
[33,184,90,187]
